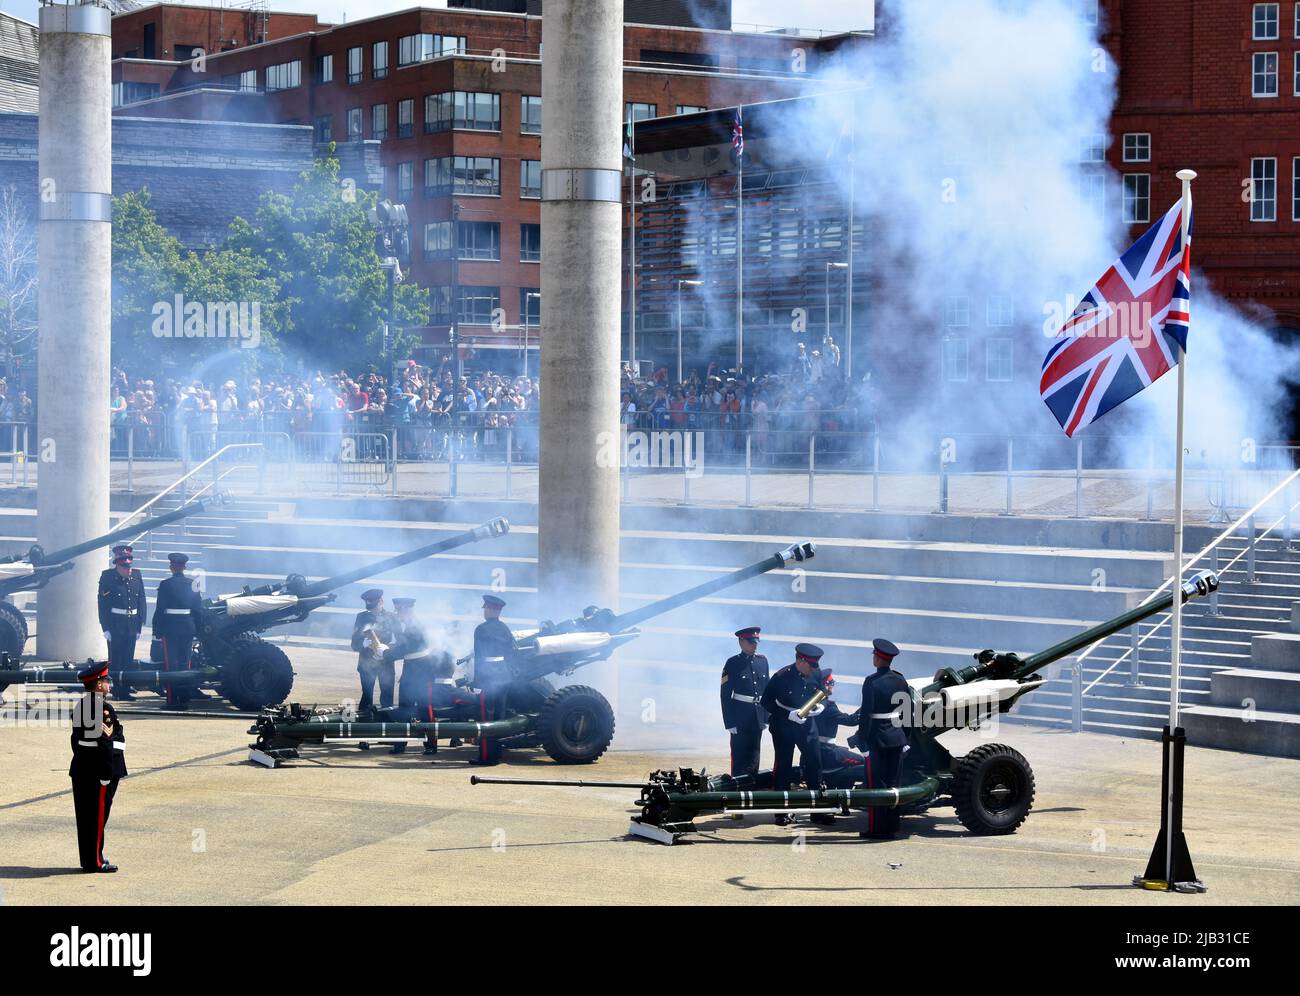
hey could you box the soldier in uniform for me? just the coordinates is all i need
[151,552,203,709]
[69,662,127,873]
[351,588,397,711]
[856,638,912,839]
[390,597,472,756]
[760,643,827,823]
[807,670,862,824]
[471,593,514,766]
[720,626,768,776]
[97,545,146,690]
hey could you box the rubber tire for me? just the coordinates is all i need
[219,637,295,711]
[951,743,1035,835]
[536,684,615,765]
[0,600,29,659]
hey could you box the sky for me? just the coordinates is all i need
[0,0,873,35]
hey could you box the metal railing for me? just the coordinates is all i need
[0,421,31,486]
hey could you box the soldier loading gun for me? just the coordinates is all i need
[351,588,398,712]
[759,642,828,825]
[390,597,473,755]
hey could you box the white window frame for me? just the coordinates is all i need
[1078,172,1105,216]
[1123,173,1150,224]
[942,337,969,383]
[1251,157,1277,222]
[1293,156,1300,221]
[986,296,1014,328]
[943,296,970,328]
[1295,2,1300,38]
[1254,51,1279,97]
[1122,133,1151,163]
[1255,3,1281,40]
[1294,50,1300,95]
[1080,134,1106,163]
[1079,0,1100,26]
[986,338,1014,383]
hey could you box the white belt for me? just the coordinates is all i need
[869,711,903,720]
[113,742,125,751]
[110,607,134,615]
[78,739,98,747]
[164,608,191,615]
[730,693,757,703]
[433,678,456,685]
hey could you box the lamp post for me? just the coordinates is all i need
[825,261,848,373]
[677,278,702,382]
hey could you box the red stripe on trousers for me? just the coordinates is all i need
[161,636,172,705]
[96,783,107,869]
[866,754,874,832]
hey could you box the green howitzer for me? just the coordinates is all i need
[471,570,1220,843]
[0,495,221,659]
[245,541,816,767]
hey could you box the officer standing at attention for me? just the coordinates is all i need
[351,588,396,711]
[152,552,203,709]
[69,662,127,873]
[97,545,146,684]
[760,643,827,822]
[720,626,768,776]
[857,638,911,839]
[471,593,514,766]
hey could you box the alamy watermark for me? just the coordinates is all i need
[151,294,261,349]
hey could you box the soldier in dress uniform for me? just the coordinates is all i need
[471,593,514,766]
[390,597,471,756]
[856,638,912,839]
[69,662,127,873]
[720,626,769,776]
[759,643,827,822]
[97,545,146,690]
[351,588,397,711]
[151,552,203,709]
[806,670,862,824]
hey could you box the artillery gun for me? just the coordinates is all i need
[246,541,817,767]
[0,495,220,659]
[0,517,511,710]
[471,569,1220,843]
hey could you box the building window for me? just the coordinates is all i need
[942,337,969,383]
[396,161,414,200]
[457,287,500,326]
[457,221,501,261]
[1078,0,1099,25]
[425,91,500,132]
[316,54,333,84]
[112,81,161,106]
[520,288,541,326]
[238,69,257,93]
[1254,52,1279,96]
[1255,3,1280,39]
[265,60,301,92]
[943,296,970,328]
[429,286,452,322]
[1294,50,1300,94]
[986,339,1014,382]
[1295,2,1300,38]
[1122,174,1150,223]
[346,107,363,142]
[399,33,466,65]
[1080,134,1106,163]
[1122,133,1151,162]
[373,40,389,80]
[454,156,500,196]
[1294,157,1300,220]
[521,95,541,134]
[314,114,332,143]
[1078,172,1105,216]
[424,221,452,261]
[397,98,414,138]
[1251,157,1277,221]
[424,158,449,198]
[520,223,541,262]
[625,102,657,123]
[520,159,541,199]
[347,46,362,84]
[371,103,387,140]
[676,104,707,115]
[986,296,1014,327]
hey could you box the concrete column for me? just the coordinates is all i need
[36,3,113,660]
[538,2,623,626]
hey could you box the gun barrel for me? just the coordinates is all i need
[296,517,509,598]
[469,775,649,789]
[25,496,215,566]
[607,541,815,632]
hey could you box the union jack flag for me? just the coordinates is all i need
[1040,199,1191,437]
[732,106,744,161]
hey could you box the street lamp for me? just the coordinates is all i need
[677,279,702,382]
[825,261,848,373]
[523,291,540,378]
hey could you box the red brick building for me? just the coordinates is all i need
[109,4,870,365]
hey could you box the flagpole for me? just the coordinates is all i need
[736,113,745,373]
[628,115,637,372]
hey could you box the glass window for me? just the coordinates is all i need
[429,286,452,322]
[1122,173,1150,223]
[986,339,1014,382]
[1078,0,1099,24]
[457,221,500,261]
[424,91,499,132]
[314,114,332,143]
[396,161,414,200]
[454,156,500,196]
[1080,134,1106,162]
[1122,133,1150,162]
[943,296,970,328]
[399,33,466,65]
[373,40,389,79]
[1255,3,1280,39]
[371,103,387,141]
[265,60,301,92]
[238,69,257,92]
[1294,50,1300,94]
[520,159,541,199]
[346,107,363,141]
[1078,172,1105,216]
[457,287,500,326]
[424,221,452,261]
[1294,156,1300,221]
[424,157,450,198]
[942,337,968,382]
[520,223,541,262]
[1251,157,1277,221]
[347,46,362,84]
[1295,2,1300,38]
[316,54,333,84]
[676,104,707,115]
[397,98,414,138]
[520,288,541,326]
[625,102,657,122]
[1254,52,1279,96]
[986,296,1014,327]
[521,95,542,134]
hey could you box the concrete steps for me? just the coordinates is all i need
[1185,632,1300,758]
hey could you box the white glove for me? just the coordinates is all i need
[787,709,806,725]
[725,727,738,734]
[103,631,111,641]
[808,703,825,717]
[99,780,110,786]
[374,642,390,656]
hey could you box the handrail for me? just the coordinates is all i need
[114,443,263,535]
[178,465,253,507]
[1081,465,1300,695]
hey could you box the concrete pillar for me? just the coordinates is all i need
[538,2,623,626]
[36,3,113,660]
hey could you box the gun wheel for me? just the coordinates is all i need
[951,743,1035,835]
[0,600,29,659]
[537,684,615,765]
[219,636,295,711]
